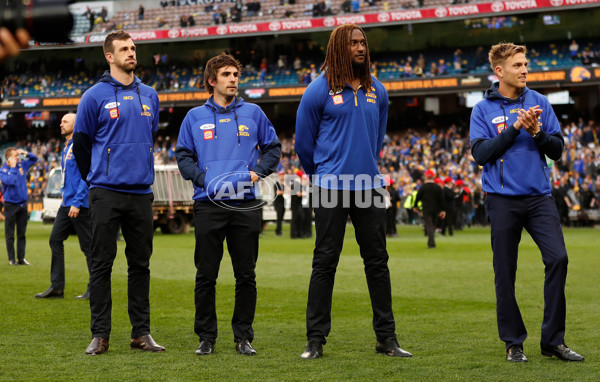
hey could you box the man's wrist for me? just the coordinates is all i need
[531,130,542,139]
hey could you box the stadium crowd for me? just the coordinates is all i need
[3,38,599,100]
[6,116,598,228]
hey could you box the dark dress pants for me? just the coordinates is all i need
[306,187,396,343]
[423,212,437,248]
[193,201,261,342]
[4,202,29,262]
[88,188,154,340]
[485,193,568,350]
[49,205,92,290]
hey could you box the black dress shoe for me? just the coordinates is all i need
[17,259,30,265]
[506,345,528,362]
[235,339,257,356]
[35,287,64,299]
[8,260,17,266]
[300,338,323,359]
[75,290,90,300]
[375,337,413,357]
[195,340,214,356]
[85,337,109,355]
[541,343,585,362]
[130,334,165,352]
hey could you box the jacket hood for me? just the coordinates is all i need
[99,70,141,90]
[485,82,528,104]
[205,96,245,114]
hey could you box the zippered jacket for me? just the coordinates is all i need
[175,96,281,201]
[0,152,38,204]
[470,82,563,196]
[61,139,89,208]
[295,73,388,190]
[73,71,159,194]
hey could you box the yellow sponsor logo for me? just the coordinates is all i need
[123,96,134,100]
[366,98,376,104]
[220,118,231,123]
[366,92,377,99]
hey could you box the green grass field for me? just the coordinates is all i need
[0,222,598,381]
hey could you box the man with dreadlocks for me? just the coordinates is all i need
[295,24,412,359]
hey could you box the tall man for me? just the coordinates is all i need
[1,147,37,266]
[73,30,164,356]
[35,113,92,299]
[176,53,281,356]
[470,42,584,363]
[295,24,411,359]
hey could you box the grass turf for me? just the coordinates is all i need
[0,222,598,381]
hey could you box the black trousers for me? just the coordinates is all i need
[306,187,396,343]
[422,212,437,248]
[49,205,92,290]
[4,202,28,262]
[88,188,154,340]
[193,201,261,342]
[485,193,568,350]
[274,203,284,235]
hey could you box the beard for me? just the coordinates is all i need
[352,60,366,76]
[117,60,137,74]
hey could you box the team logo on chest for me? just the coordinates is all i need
[496,123,506,134]
[204,130,214,140]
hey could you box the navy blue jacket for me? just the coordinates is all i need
[176,96,281,201]
[470,83,563,196]
[73,71,159,194]
[0,152,38,204]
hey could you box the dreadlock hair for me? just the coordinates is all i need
[321,24,372,93]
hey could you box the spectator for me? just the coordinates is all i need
[157,17,168,28]
[138,4,145,20]
[569,40,579,60]
[188,14,196,26]
[180,15,188,27]
[160,0,169,8]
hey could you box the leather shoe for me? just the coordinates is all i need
[235,339,257,356]
[35,286,64,299]
[195,340,214,356]
[75,290,90,300]
[376,337,413,357]
[17,259,30,265]
[8,259,17,266]
[130,334,165,352]
[85,337,109,355]
[506,345,528,362]
[541,343,584,362]
[300,338,323,359]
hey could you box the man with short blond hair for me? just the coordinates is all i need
[470,42,584,363]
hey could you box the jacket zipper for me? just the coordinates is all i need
[106,148,111,176]
[500,159,504,188]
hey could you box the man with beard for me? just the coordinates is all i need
[35,113,92,300]
[176,53,281,356]
[73,30,164,356]
[295,24,412,359]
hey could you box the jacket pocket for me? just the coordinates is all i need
[203,159,252,200]
[103,143,154,187]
